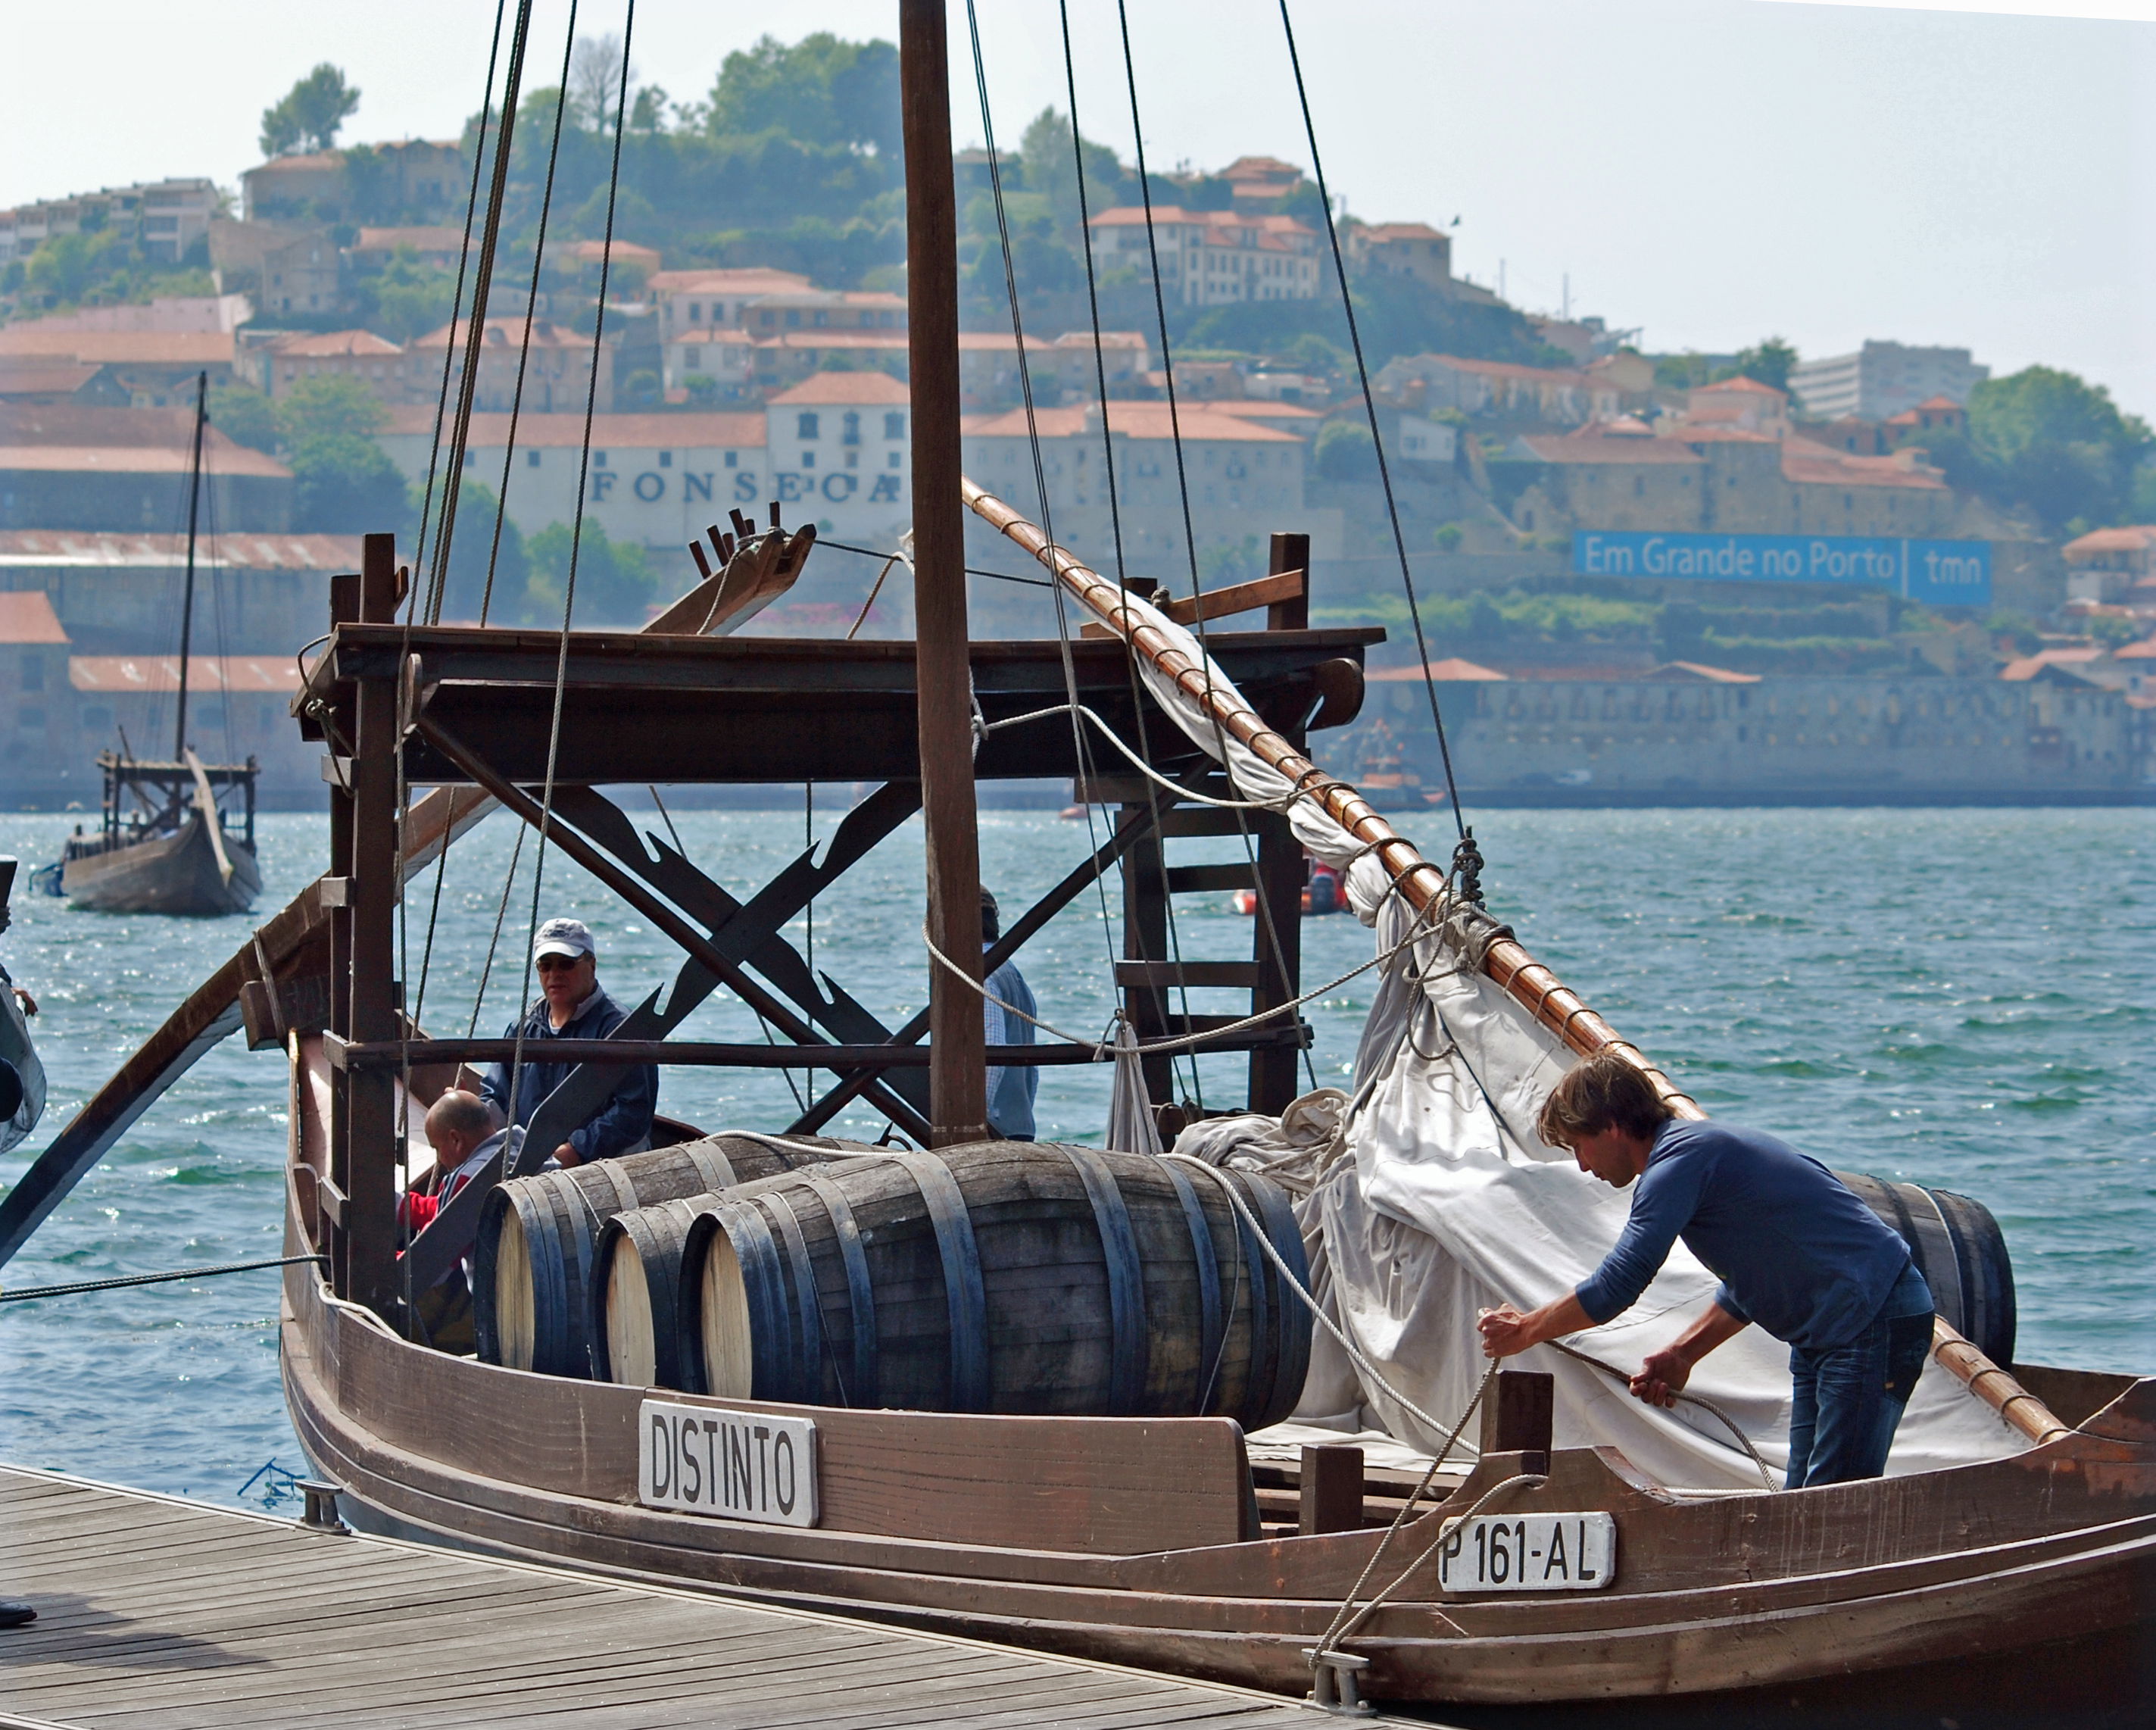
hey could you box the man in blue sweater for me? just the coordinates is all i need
[1477,1051,1933,1488]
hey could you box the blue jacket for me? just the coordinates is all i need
[479,986,657,1165]
[981,954,1038,1140]
[1574,1119,1914,1351]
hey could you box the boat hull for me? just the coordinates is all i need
[278,1170,2156,1722]
[61,811,260,916]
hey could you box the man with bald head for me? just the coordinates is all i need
[399,1088,519,1352]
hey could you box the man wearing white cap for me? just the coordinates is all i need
[479,917,657,1167]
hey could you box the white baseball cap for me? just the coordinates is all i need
[532,917,596,963]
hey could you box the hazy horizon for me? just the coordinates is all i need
[4,0,2150,418]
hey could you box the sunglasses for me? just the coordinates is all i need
[535,954,587,973]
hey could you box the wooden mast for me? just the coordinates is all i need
[901,0,988,1147]
[173,370,208,758]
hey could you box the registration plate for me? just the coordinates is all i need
[1436,1512,1615,1593]
[638,1399,819,1529]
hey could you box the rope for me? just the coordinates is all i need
[427,0,538,622]
[815,537,1050,590]
[479,5,583,627]
[408,0,510,605]
[1277,0,1468,842]
[0,1255,328,1304]
[500,0,636,1144]
[1548,1338,1779,1493]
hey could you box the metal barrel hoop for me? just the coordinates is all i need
[1160,1156,1223,1415]
[757,1188,826,1405]
[1056,1144,1149,1416]
[895,1151,991,1410]
[799,1169,878,1410]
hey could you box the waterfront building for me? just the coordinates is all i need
[407,316,613,417]
[1343,660,2141,801]
[0,329,237,408]
[1788,341,1989,423]
[2061,523,2156,604]
[1374,354,1621,426]
[209,220,342,320]
[1349,223,1453,292]
[242,329,416,403]
[0,407,292,532]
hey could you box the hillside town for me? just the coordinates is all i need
[0,41,2148,808]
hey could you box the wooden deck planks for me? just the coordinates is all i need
[0,1469,1411,1730]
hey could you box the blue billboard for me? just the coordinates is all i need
[1572,531,1991,607]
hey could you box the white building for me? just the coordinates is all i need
[376,370,913,556]
[1789,341,1989,423]
[1085,208,1319,306]
[0,179,217,267]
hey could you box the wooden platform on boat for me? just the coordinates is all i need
[0,1465,1417,1730]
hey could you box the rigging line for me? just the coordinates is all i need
[501,0,636,1135]
[816,537,1052,589]
[468,820,529,1038]
[0,1255,330,1304]
[1277,0,1467,840]
[409,0,510,615]
[1058,0,1206,1109]
[479,0,582,627]
[1112,2,1296,1105]
[844,551,902,639]
[960,0,1128,1049]
[428,0,538,623]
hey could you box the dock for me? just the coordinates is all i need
[0,1466,1400,1729]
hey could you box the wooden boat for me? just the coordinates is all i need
[4,10,2151,1725]
[58,753,261,917]
[50,373,261,918]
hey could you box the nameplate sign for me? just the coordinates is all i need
[1436,1511,1616,1593]
[638,1399,819,1529]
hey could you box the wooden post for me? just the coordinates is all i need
[1265,532,1309,632]
[324,570,359,1298]
[901,0,986,1147]
[1249,808,1303,1115]
[1120,803,1174,1109]
[1480,1368,1555,1471]
[1298,1444,1363,1536]
[345,533,401,1314]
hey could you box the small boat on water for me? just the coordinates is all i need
[55,749,261,917]
[45,371,261,919]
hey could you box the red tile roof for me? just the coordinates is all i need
[264,329,404,358]
[0,362,104,396]
[1652,660,1761,683]
[1779,437,1947,491]
[0,329,234,364]
[756,330,910,351]
[2063,525,2156,559]
[410,317,590,351]
[1221,155,1301,181]
[70,655,303,694]
[1368,657,1504,682]
[379,408,766,445]
[1517,434,1703,465]
[0,592,67,644]
[0,531,360,569]
[957,332,1051,351]
[966,402,1301,443]
[2111,636,2156,660]
[0,442,289,478]
[646,267,813,294]
[766,371,912,406]
[1694,375,1785,397]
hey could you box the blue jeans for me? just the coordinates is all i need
[1784,1261,1934,1490]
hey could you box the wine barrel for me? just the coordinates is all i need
[1838,1171,2016,1365]
[638,1142,1309,1429]
[475,1132,871,1377]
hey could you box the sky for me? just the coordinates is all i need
[3,0,2151,417]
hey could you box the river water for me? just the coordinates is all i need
[0,804,2146,1511]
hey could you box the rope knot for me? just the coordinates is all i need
[1450,829,1487,907]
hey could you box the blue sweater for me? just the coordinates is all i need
[1574,1120,1913,1351]
[479,986,657,1165]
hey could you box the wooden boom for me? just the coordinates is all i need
[961,476,2069,1447]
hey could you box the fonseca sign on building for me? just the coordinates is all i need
[1573,531,1991,607]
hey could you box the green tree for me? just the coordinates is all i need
[261,64,361,157]
[526,520,656,626]
[22,231,118,304]
[1315,420,1378,482]
[207,381,279,454]
[273,376,404,532]
[704,34,900,158]
[1727,337,1798,393]
[1920,367,2153,534]
[430,479,529,623]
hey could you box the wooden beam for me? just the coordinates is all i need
[412,715,932,1144]
[345,532,401,1316]
[1266,532,1310,631]
[1078,569,1306,637]
[329,1036,1174,1070]
[902,0,986,1148]
[1298,1444,1364,1536]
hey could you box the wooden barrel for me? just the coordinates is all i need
[1838,1171,2016,1364]
[475,1133,870,1377]
[643,1142,1309,1429]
